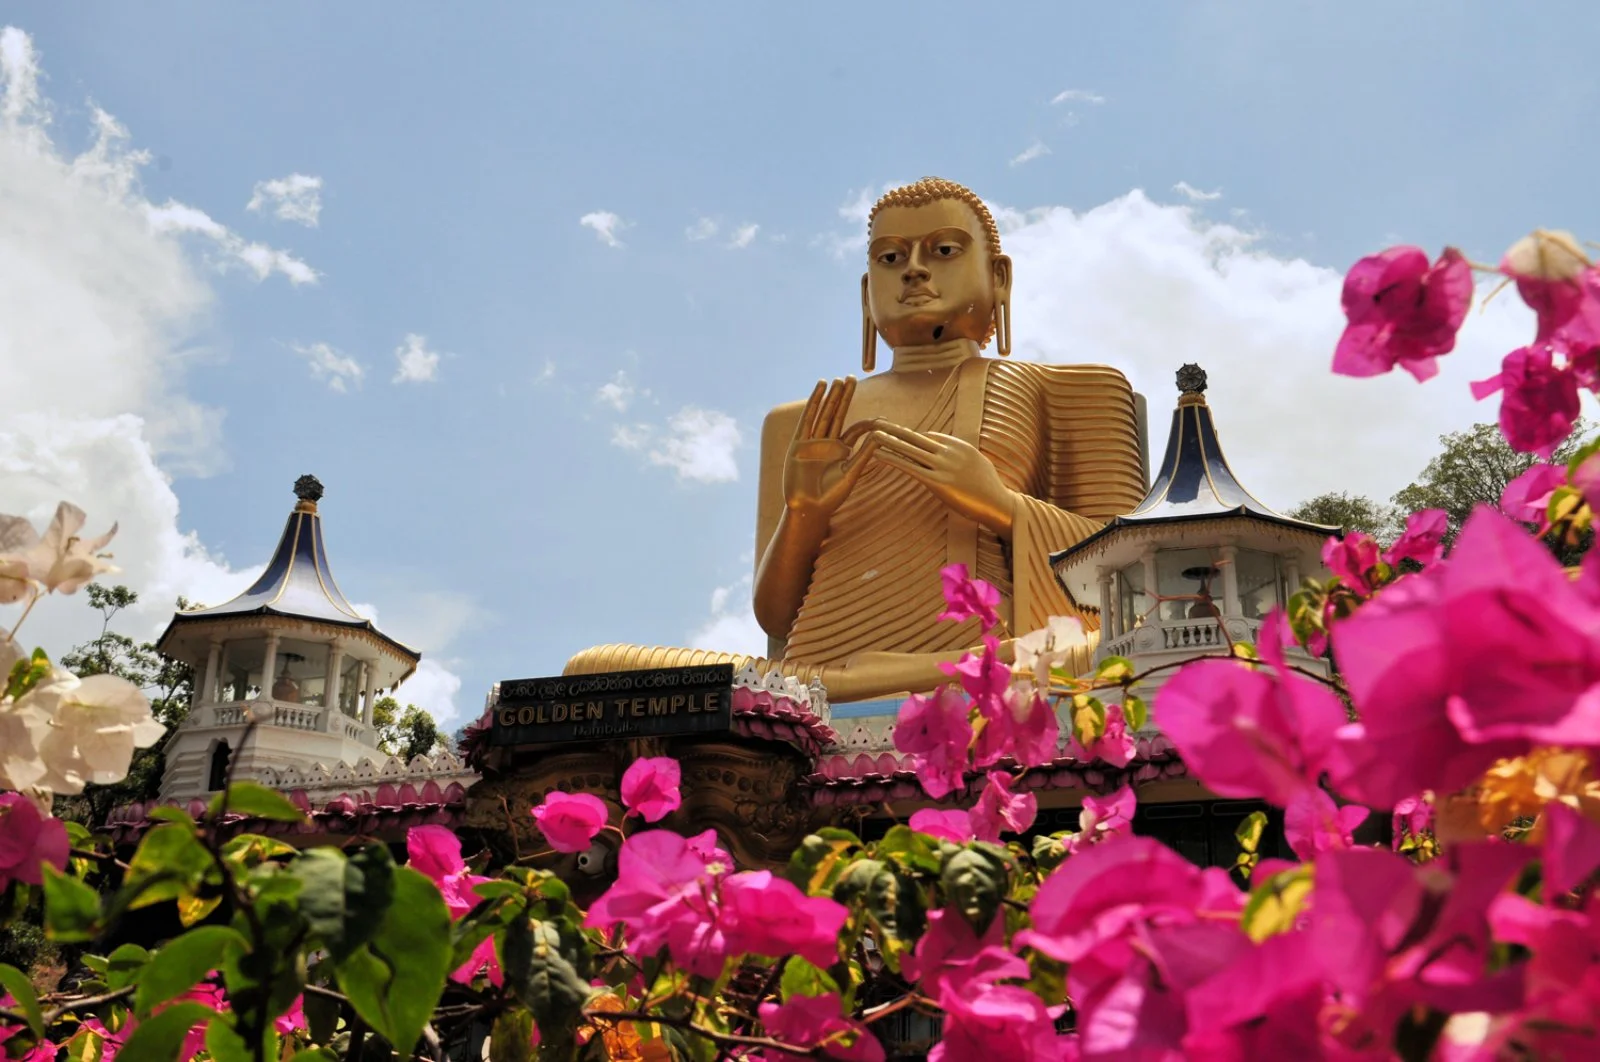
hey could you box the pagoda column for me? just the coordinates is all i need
[1141,552,1157,624]
[362,663,378,726]
[1283,557,1301,600]
[325,642,345,729]
[261,633,280,703]
[1218,545,1240,617]
[201,639,222,708]
[1096,571,1113,636]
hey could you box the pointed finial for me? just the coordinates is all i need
[293,475,324,503]
[1176,364,1207,395]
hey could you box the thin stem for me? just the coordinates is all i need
[6,589,40,641]
[580,1009,846,1059]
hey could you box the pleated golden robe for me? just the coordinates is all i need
[565,359,1146,698]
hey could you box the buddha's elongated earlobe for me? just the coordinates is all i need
[994,297,1011,357]
[861,273,877,373]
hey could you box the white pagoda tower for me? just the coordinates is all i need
[1051,364,1338,698]
[155,476,421,801]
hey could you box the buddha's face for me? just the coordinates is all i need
[865,198,1011,350]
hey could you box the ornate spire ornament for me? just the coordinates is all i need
[1176,363,1208,396]
[293,475,325,503]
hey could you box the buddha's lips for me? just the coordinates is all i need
[901,289,939,305]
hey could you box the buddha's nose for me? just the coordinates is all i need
[901,255,931,284]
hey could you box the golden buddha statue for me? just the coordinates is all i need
[566,178,1145,702]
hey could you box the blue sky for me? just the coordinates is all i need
[3,2,1598,728]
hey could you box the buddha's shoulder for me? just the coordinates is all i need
[987,359,1134,393]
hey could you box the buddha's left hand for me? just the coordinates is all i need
[846,419,1016,535]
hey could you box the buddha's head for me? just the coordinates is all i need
[863,177,1012,358]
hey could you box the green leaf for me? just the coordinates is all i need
[124,823,214,911]
[940,848,1008,935]
[135,926,247,1016]
[285,1051,339,1062]
[1031,834,1068,874]
[333,866,451,1057]
[42,864,101,942]
[302,988,341,1045]
[785,832,859,896]
[779,958,839,1001]
[875,825,942,875]
[1070,695,1107,747]
[1095,655,1135,685]
[6,648,53,701]
[208,782,306,823]
[1123,694,1148,732]
[291,845,395,962]
[144,806,196,827]
[203,1015,258,1062]
[115,1002,217,1062]
[1234,811,1267,854]
[0,963,45,1037]
[1241,864,1315,943]
[489,1007,534,1062]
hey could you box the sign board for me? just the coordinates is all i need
[490,664,734,746]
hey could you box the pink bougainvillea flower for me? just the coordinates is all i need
[1333,245,1472,382]
[933,980,1068,1062]
[1154,611,1347,807]
[968,770,1037,843]
[1066,785,1136,855]
[1385,508,1449,568]
[1500,462,1566,525]
[530,791,609,853]
[1312,843,1530,1048]
[274,995,308,1036]
[973,688,1059,769]
[721,870,847,970]
[1542,802,1600,897]
[1485,892,1600,1060]
[1322,531,1384,593]
[407,826,499,983]
[1178,931,1329,1060]
[1471,346,1582,458]
[938,563,1002,630]
[1501,231,1600,357]
[1282,788,1367,861]
[1332,506,1600,808]
[941,637,1009,720]
[85,982,230,1062]
[1391,794,1435,852]
[758,993,884,1062]
[619,756,681,822]
[0,992,58,1062]
[908,808,975,845]
[0,791,68,889]
[585,829,728,977]
[893,685,973,800]
[1065,700,1136,767]
[902,906,1026,998]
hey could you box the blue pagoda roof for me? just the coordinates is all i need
[159,476,418,661]
[1051,365,1337,569]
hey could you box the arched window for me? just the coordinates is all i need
[208,741,232,792]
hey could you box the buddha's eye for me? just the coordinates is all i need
[936,244,959,257]
[877,251,900,265]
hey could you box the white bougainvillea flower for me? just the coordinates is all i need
[0,513,41,604]
[1013,615,1090,690]
[0,684,51,794]
[24,671,161,793]
[27,503,119,594]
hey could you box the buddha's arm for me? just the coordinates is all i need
[751,402,820,640]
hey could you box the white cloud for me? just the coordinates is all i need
[728,223,759,249]
[246,173,323,227]
[534,359,556,384]
[1010,141,1051,167]
[822,182,905,258]
[292,342,364,392]
[687,572,767,657]
[580,210,627,248]
[612,407,742,484]
[392,659,466,735]
[145,198,318,285]
[392,332,443,384]
[0,27,468,723]
[999,190,1534,507]
[596,369,636,412]
[686,216,718,241]
[1172,180,1223,202]
[1051,88,1106,105]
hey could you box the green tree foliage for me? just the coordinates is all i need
[1287,491,1400,542]
[371,696,446,763]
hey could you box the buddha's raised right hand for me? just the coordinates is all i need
[782,377,878,520]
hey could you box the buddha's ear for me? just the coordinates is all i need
[992,254,1014,300]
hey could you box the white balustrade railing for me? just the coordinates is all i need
[202,700,375,743]
[1097,616,1266,657]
